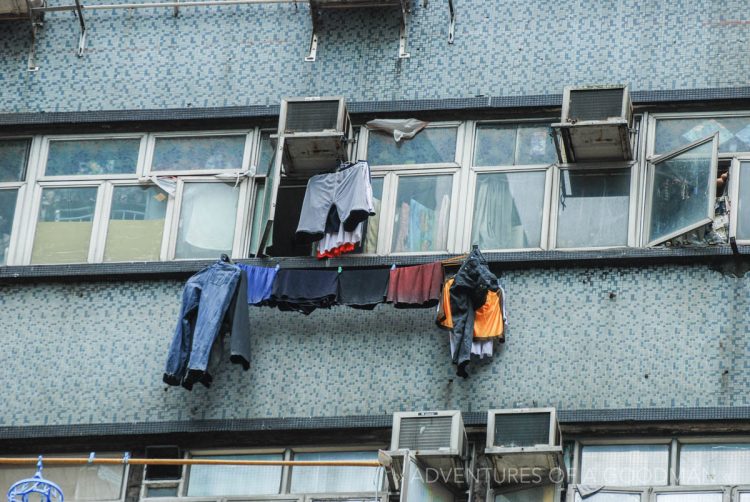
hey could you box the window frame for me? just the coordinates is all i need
[567,487,647,502]
[167,176,252,261]
[649,486,729,502]
[642,133,719,247]
[463,119,556,252]
[360,122,465,255]
[144,129,256,177]
[549,161,639,251]
[39,133,148,180]
[729,157,750,245]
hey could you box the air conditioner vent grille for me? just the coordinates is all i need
[568,89,624,122]
[398,416,453,451]
[493,412,551,448]
[285,101,340,133]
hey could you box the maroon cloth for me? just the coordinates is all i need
[386,262,444,308]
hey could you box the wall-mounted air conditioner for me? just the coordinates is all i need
[552,85,633,162]
[277,96,353,178]
[485,408,564,485]
[387,410,468,489]
[0,0,44,20]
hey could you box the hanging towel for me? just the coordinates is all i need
[338,268,390,310]
[270,269,339,315]
[386,262,444,309]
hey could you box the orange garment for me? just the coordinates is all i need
[437,277,505,341]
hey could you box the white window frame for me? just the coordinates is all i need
[38,133,148,180]
[254,128,276,178]
[650,487,729,502]
[729,157,750,245]
[144,130,256,177]
[549,161,639,250]
[23,180,106,264]
[92,180,175,263]
[646,110,750,161]
[167,177,252,261]
[361,122,465,255]
[731,486,750,502]
[642,134,719,247]
[464,119,557,252]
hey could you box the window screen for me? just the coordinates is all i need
[289,451,380,494]
[679,443,750,485]
[187,454,282,496]
[368,128,457,166]
[46,139,140,176]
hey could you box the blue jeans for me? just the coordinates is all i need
[163,261,240,389]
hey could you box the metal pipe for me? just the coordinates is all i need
[0,457,382,467]
[34,0,296,13]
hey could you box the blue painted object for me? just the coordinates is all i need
[7,457,64,502]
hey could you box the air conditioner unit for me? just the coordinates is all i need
[485,408,564,485]
[0,0,44,20]
[278,96,353,178]
[387,410,468,489]
[552,85,633,162]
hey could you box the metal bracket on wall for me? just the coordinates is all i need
[447,0,454,44]
[397,0,409,58]
[25,0,41,71]
[74,0,86,56]
[305,4,319,62]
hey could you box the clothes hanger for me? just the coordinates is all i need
[220,254,232,263]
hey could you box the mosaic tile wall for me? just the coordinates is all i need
[1,0,750,113]
[0,262,748,428]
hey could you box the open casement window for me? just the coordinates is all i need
[255,135,282,256]
[729,159,750,244]
[645,134,719,247]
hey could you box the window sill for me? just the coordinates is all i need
[1,245,748,282]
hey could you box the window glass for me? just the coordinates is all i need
[649,139,714,244]
[574,493,640,502]
[472,171,545,249]
[290,451,380,493]
[740,493,750,502]
[474,124,555,166]
[187,454,283,496]
[368,127,457,166]
[32,187,97,264]
[391,175,452,252]
[738,162,750,241]
[654,493,722,502]
[496,485,555,502]
[0,461,125,501]
[655,116,750,154]
[145,486,178,497]
[46,139,140,176]
[0,189,18,265]
[580,445,669,486]
[257,131,275,176]
[0,138,30,182]
[151,135,245,172]
[103,185,167,262]
[175,183,239,259]
[679,443,750,485]
[362,177,383,254]
[556,169,630,248]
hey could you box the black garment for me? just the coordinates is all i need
[338,268,390,310]
[226,267,251,370]
[270,269,339,315]
[449,247,498,378]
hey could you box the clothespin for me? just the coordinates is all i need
[88,452,96,464]
[122,452,130,464]
[390,264,396,270]
[275,264,280,270]
[337,266,342,274]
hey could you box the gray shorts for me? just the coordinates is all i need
[296,162,373,243]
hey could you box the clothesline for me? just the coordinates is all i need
[0,456,382,468]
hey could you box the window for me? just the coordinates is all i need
[555,168,631,248]
[0,454,127,502]
[654,115,750,155]
[0,138,31,182]
[361,177,383,254]
[151,134,246,173]
[103,185,168,262]
[174,182,241,259]
[391,175,452,253]
[0,189,19,265]
[474,123,556,167]
[45,138,141,176]
[653,492,723,502]
[186,453,283,496]
[731,160,750,243]
[289,451,380,494]
[368,127,458,166]
[31,186,99,264]
[646,135,718,246]
[579,444,670,486]
[573,492,641,502]
[495,485,556,502]
[679,443,750,485]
